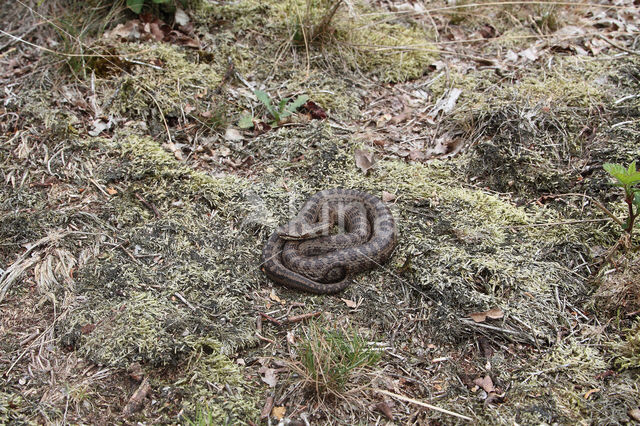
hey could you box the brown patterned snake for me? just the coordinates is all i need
[262,188,397,294]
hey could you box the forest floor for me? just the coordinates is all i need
[1,0,640,424]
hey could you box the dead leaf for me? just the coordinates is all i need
[271,406,286,420]
[375,401,394,420]
[628,408,640,422]
[474,375,495,393]
[429,88,462,118]
[260,396,274,419]
[88,119,111,136]
[389,108,412,125]
[106,187,118,195]
[302,100,328,120]
[382,191,396,202]
[105,20,141,41]
[470,307,504,322]
[354,149,375,174]
[259,367,278,387]
[224,127,244,141]
[485,308,504,320]
[341,298,357,309]
[424,133,465,159]
[174,8,190,26]
[269,289,283,304]
[584,388,600,399]
[519,45,540,62]
[470,312,488,323]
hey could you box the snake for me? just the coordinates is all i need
[261,188,397,294]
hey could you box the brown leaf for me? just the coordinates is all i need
[148,22,165,42]
[354,149,375,174]
[269,289,283,304]
[105,20,141,41]
[260,396,274,419]
[106,187,118,195]
[470,307,503,322]
[375,401,394,420]
[389,108,412,125]
[470,312,487,323]
[81,323,96,334]
[382,191,396,203]
[485,308,504,319]
[259,367,278,387]
[271,406,286,420]
[302,100,328,120]
[341,298,357,309]
[584,388,600,399]
[473,375,495,393]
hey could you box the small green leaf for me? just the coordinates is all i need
[278,98,289,114]
[238,114,254,129]
[127,0,144,13]
[286,94,309,113]
[633,190,640,209]
[254,90,276,118]
[604,162,640,186]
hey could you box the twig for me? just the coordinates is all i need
[122,377,151,417]
[134,192,161,218]
[255,332,276,345]
[596,34,640,57]
[174,292,196,311]
[259,312,284,326]
[286,311,322,323]
[373,388,473,421]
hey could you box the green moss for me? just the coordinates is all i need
[177,340,259,424]
[338,20,436,82]
[614,319,640,370]
[104,43,225,123]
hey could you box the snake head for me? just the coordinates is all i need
[276,220,332,240]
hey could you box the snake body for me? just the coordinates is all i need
[262,188,397,294]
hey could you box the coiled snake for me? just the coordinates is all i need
[262,189,397,294]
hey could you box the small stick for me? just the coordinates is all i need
[122,377,151,417]
[259,312,284,326]
[373,388,473,421]
[174,292,196,311]
[135,193,161,218]
[286,311,322,323]
[260,395,274,419]
[255,333,276,345]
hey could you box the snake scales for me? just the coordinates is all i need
[262,188,397,294]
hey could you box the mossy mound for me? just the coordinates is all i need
[438,55,640,199]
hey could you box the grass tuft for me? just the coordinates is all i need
[294,320,381,396]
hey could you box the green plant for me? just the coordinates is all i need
[184,404,216,426]
[603,161,640,242]
[239,90,308,128]
[297,322,380,395]
[127,0,171,14]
